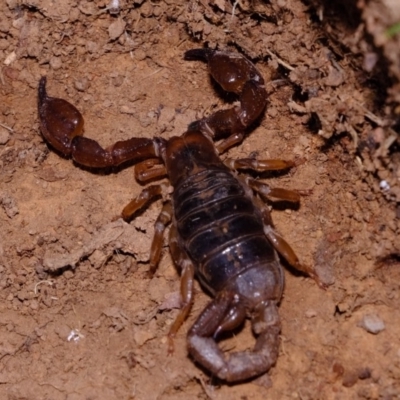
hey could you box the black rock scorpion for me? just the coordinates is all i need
[38,48,323,382]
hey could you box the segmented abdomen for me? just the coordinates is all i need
[173,168,278,293]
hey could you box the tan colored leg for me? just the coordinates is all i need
[250,194,325,288]
[148,202,172,275]
[226,157,296,171]
[216,132,244,154]
[261,209,326,289]
[121,184,164,221]
[134,158,166,182]
[247,178,302,203]
[167,225,195,353]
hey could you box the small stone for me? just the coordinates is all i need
[0,128,10,144]
[358,314,385,334]
[108,18,126,40]
[305,309,317,318]
[159,291,181,311]
[342,370,358,387]
[134,49,146,61]
[74,77,90,92]
[54,324,72,340]
[0,193,19,218]
[17,290,29,301]
[50,56,63,70]
[133,329,155,347]
[64,270,74,279]
[30,300,39,310]
[4,51,16,66]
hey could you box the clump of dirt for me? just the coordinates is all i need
[0,0,399,399]
[303,0,400,204]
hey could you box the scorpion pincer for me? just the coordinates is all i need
[38,48,323,382]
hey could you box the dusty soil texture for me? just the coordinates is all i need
[1,0,400,399]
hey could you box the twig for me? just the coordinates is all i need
[231,0,240,18]
[344,122,359,149]
[0,122,13,132]
[34,279,55,295]
[358,105,385,126]
[265,49,294,71]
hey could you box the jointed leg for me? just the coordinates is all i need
[148,202,172,275]
[246,178,303,203]
[226,156,306,202]
[216,133,244,154]
[226,157,296,172]
[134,158,166,182]
[258,203,326,289]
[167,225,195,353]
[121,184,166,221]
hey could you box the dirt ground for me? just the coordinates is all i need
[1,0,400,399]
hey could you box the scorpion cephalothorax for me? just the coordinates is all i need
[38,48,323,382]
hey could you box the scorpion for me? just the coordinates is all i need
[38,48,323,382]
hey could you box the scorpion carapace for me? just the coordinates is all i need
[38,48,323,382]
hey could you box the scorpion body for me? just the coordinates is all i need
[167,131,284,380]
[38,48,321,382]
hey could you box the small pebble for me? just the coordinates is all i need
[305,309,317,318]
[359,314,385,334]
[50,56,63,70]
[64,270,74,279]
[30,300,39,310]
[133,329,155,347]
[0,128,10,144]
[108,18,126,40]
[74,77,90,92]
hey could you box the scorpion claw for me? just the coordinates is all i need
[185,48,267,140]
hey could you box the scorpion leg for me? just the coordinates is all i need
[247,178,302,203]
[121,184,168,221]
[226,155,314,201]
[258,204,326,288]
[38,77,160,168]
[188,293,280,382]
[148,201,172,275]
[167,225,195,353]
[123,192,172,275]
[226,157,304,202]
[134,158,166,182]
[185,49,267,140]
[216,132,245,154]
[227,157,296,172]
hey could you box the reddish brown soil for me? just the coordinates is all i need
[0,1,399,399]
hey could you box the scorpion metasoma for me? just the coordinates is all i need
[38,48,323,382]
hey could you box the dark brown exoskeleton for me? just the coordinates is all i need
[38,48,323,382]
